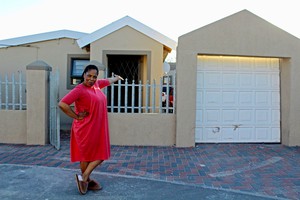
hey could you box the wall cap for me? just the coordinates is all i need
[26,60,52,71]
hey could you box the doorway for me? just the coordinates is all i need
[107,55,142,112]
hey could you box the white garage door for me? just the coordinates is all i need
[195,56,280,143]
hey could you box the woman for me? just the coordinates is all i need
[58,64,123,195]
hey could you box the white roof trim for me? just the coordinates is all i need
[77,16,177,50]
[0,30,87,48]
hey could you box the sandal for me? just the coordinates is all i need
[75,174,88,195]
[88,179,102,190]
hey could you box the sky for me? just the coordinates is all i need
[1,0,300,61]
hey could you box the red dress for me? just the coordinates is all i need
[61,79,111,162]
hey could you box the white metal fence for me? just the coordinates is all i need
[0,71,26,110]
[0,71,175,113]
[106,76,175,114]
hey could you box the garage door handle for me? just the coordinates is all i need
[212,127,220,133]
[233,124,242,131]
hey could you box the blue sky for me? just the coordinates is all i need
[1,0,299,61]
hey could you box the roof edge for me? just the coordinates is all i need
[77,16,177,50]
[0,30,87,48]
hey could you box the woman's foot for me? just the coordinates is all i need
[75,174,88,195]
[88,179,102,190]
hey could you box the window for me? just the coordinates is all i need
[71,59,89,85]
[67,54,89,89]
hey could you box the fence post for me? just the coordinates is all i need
[26,60,52,145]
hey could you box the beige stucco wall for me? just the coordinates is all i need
[176,10,300,147]
[0,110,27,144]
[0,38,90,129]
[0,62,51,145]
[0,38,89,137]
[282,57,300,146]
[90,26,165,81]
[109,113,175,146]
[0,38,88,99]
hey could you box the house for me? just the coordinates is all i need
[176,9,300,147]
[1,10,300,147]
[0,16,177,146]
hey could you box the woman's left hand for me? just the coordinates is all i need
[112,73,124,81]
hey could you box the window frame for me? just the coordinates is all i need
[67,54,90,89]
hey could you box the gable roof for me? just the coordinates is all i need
[77,16,177,50]
[0,30,87,48]
[184,9,299,40]
[179,9,300,56]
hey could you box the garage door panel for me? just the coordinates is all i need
[255,109,270,124]
[197,57,220,70]
[197,126,280,143]
[239,110,253,123]
[238,128,253,140]
[205,109,220,123]
[205,91,221,106]
[271,109,280,125]
[239,73,254,87]
[203,127,220,140]
[195,127,205,142]
[196,90,203,108]
[271,73,280,87]
[255,91,270,106]
[255,58,279,71]
[239,92,254,106]
[196,72,204,89]
[202,127,214,141]
[222,57,238,69]
[221,127,237,140]
[254,59,272,71]
[255,127,270,140]
[222,110,238,123]
[196,56,280,143]
[271,128,280,141]
[222,91,238,105]
[205,72,221,88]
[222,73,237,87]
[238,58,253,70]
[195,109,203,123]
[271,92,280,106]
[255,74,270,87]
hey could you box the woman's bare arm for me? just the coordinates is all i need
[58,101,88,120]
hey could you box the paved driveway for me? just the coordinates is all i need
[0,138,299,199]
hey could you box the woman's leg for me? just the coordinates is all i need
[80,162,90,181]
[80,160,103,182]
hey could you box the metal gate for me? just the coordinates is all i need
[49,69,60,150]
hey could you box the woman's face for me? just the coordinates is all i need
[83,69,98,87]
